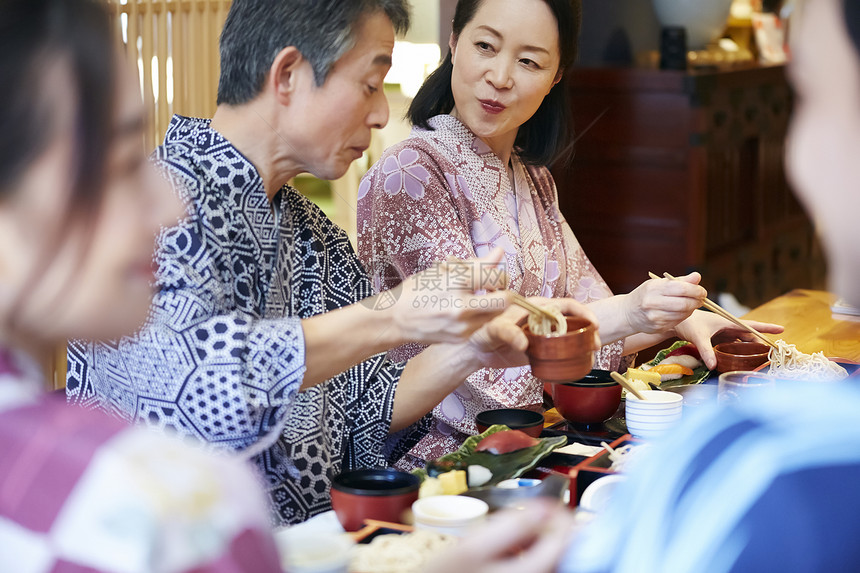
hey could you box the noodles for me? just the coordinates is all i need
[350,530,456,573]
[766,339,848,381]
[527,305,567,337]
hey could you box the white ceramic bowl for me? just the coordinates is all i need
[625,390,683,439]
[412,495,489,537]
[579,474,628,514]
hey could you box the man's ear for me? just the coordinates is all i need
[268,46,304,105]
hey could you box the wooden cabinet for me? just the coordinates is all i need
[552,65,825,308]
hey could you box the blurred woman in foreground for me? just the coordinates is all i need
[0,0,280,570]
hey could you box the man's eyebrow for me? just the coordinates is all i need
[372,54,393,67]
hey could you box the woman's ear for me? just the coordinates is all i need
[268,46,304,106]
[448,32,458,59]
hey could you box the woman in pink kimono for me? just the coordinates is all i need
[357,0,783,468]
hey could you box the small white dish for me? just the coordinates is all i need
[579,474,628,514]
[412,495,489,537]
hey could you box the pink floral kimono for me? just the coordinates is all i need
[357,115,629,468]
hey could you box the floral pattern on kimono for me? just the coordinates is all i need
[357,115,631,468]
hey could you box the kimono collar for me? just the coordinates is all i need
[424,115,496,157]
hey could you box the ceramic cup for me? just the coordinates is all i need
[624,390,683,440]
[717,370,776,404]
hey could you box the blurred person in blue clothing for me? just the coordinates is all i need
[424,0,860,571]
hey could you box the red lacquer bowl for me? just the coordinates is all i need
[552,369,622,425]
[330,468,420,531]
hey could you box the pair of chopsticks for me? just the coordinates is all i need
[648,271,778,351]
[509,291,565,331]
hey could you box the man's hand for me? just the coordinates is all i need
[464,297,600,370]
[376,248,512,346]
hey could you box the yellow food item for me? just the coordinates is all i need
[419,477,444,498]
[438,470,469,495]
[625,368,662,386]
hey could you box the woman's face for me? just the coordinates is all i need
[0,60,182,345]
[786,0,860,306]
[449,0,561,158]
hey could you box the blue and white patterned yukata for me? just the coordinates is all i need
[67,115,427,526]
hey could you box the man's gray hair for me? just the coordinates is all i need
[217,0,410,105]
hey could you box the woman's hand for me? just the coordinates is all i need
[377,248,512,346]
[618,273,707,335]
[463,297,600,370]
[421,500,576,573]
[673,309,784,369]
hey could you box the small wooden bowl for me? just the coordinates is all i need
[713,341,770,373]
[524,317,597,383]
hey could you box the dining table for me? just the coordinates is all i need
[740,289,860,362]
[544,289,860,428]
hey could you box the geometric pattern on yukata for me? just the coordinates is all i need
[357,114,629,468]
[67,115,425,525]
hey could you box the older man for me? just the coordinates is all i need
[67,0,593,525]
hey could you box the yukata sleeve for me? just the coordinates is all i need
[287,190,430,467]
[67,212,308,454]
[356,143,479,363]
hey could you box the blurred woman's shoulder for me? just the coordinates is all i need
[0,391,281,572]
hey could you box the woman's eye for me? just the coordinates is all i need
[476,41,493,52]
[520,58,539,69]
[366,84,379,95]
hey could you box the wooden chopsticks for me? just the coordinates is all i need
[648,271,778,350]
[509,291,564,326]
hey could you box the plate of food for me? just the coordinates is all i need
[624,340,711,393]
[414,425,567,494]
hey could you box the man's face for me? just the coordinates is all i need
[284,11,394,181]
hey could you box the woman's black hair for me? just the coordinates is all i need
[407,0,582,167]
[0,0,116,219]
[846,0,860,61]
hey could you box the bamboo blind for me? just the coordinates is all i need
[50,1,230,389]
[106,0,232,149]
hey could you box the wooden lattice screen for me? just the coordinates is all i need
[106,0,232,149]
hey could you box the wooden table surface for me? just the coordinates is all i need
[741,289,860,362]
